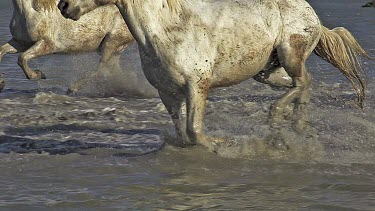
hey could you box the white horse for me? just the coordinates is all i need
[58,0,372,149]
[0,0,134,93]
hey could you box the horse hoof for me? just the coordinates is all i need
[197,136,226,152]
[269,115,285,127]
[162,132,196,148]
[66,88,78,96]
[35,70,46,79]
[294,120,308,132]
[267,134,289,151]
[0,76,5,92]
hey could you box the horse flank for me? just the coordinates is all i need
[33,0,57,11]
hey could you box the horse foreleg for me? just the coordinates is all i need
[97,44,125,71]
[68,34,127,94]
[159,91,191,146]
[185,80,225,150]
[18,39,53,80]
[97,29,131,71]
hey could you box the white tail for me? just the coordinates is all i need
[314,26,374,108]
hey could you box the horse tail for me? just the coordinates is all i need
[314,26,374,108]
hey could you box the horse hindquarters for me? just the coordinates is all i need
[267,0,322,129]
[270,40,313,130]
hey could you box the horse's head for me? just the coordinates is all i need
[58,0,104,21]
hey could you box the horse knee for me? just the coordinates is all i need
[17,54,27,67]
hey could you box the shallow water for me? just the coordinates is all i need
[1,0,375,210]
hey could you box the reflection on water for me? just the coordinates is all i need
[0,0,375,210]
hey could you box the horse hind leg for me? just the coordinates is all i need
[0,39,26,62]
[0,39,28,91]
[270,34,315,130]
[17,39,54,80]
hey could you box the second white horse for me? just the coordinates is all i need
[0,0,134,93]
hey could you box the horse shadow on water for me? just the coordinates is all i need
[0,124,163,157]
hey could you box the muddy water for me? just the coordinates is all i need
[1,0,375,210]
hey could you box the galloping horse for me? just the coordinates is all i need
[0,0,134,93]
[58,0,372,148]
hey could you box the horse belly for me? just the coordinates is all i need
[9,13,36,45]
[57,35,104,53]
[204,15,280,87]
[211,45,274,87]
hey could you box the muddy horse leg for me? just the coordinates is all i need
[18,39,54,80]
[159,90,192,146]
[0,39,26,62]
[0,39,27,91]
[97,34,127,71]
[270,35,313,130]
[183,79,225,150]
[68,33,127,94]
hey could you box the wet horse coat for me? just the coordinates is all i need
[58,0,371,149]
